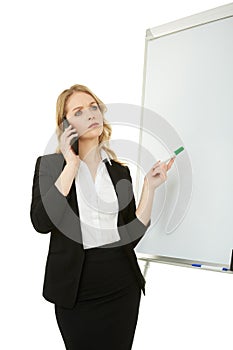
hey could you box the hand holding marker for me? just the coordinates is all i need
[162,146,185,164]
[150,147,184,189]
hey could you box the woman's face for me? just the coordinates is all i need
[65,91,104,140]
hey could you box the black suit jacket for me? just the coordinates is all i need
[30,153,151,309]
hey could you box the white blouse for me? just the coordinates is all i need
[75,149,121,249]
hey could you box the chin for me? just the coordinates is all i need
[83,127,103,140]
[89,124,103,133]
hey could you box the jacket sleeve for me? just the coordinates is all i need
[124,166,151,248]
[30,156,69,233]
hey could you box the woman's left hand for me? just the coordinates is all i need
[144,157,176,191]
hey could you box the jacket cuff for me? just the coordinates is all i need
[135,216,151,230]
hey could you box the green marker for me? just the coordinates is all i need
[162,146,184,163]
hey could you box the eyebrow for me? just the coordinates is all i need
[72,101,97,112]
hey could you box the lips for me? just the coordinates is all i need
[88,123,99,128]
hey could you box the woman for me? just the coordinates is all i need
[30,84,175,350]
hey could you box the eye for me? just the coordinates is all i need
[91,105,98,111]
[74,110,82,117]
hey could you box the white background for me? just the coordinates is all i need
[1,1,232,349]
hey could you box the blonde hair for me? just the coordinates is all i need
[55,84,126,166]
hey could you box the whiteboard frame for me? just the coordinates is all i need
[146,2,233,41]
[136,2,233,274]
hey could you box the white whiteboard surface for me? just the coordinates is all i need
[135,3,233,268]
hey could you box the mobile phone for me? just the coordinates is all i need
[62,116,79,155]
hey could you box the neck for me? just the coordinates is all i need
[78,139,101,164]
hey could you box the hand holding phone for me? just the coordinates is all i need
[62,116,79,155]
[60,117,79,164]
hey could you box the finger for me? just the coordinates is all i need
[160,162,167,169]
[63,128,78,138]
[154,171,167,182]
[152,168,164,176]
[152,160,161,170]
[158,168,167,180]
[65,127,77,136]
[167,158,175,170]
[162,156,176,165]
[67,131,78,140]
[152,165,160,171]
[62,124,72,133]
[153,167,167,178]
[152,166,161,174]
[67,133,78,144]
[61,132,76,147]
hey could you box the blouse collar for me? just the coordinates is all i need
[100,148,112,166]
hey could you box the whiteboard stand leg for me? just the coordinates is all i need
[143,261,150,278]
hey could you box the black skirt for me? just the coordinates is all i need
[54,245,142,350]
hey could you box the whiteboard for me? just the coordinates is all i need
[135,3,233,270]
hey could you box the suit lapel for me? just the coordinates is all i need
[39,152,135,251]
[69,159,122,212]
[57,153,127,233]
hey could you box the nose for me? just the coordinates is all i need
[88,111,95,120]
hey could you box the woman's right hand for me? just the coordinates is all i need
[60,125,80,166]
